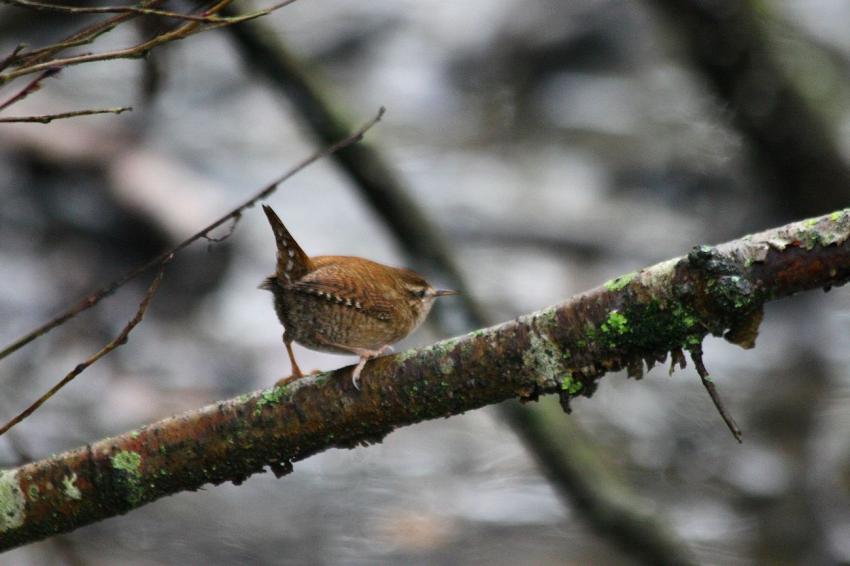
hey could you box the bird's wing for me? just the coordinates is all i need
[289,265,396,321]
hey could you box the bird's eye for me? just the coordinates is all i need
[414,289,427,299]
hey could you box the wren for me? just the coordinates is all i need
[260,205,457,389]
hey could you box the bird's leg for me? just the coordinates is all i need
[312,335,392,390]
[276,332,304,387]
[349,344,393,390]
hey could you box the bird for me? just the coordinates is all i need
[260,205,458,389]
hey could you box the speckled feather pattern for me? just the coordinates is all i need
[271,257,432,352]
[261,206,436,354]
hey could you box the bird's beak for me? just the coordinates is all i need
[434,289,460,297]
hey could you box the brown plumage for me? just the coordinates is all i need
[261,205,457,388]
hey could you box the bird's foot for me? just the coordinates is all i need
[350,344,393,390]
[308,334,393,390]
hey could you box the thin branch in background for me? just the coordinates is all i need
[0,107,385,363]
[1,0,240,22]
[8,0,166,72]
[0,255,171,438]
[0,68,58,112]
[1,0,299,24]
[0,0,297,124]
[1,2,220,82]
[690,346,742,443]
[0,44,26,73]
[0,106,133,123]
[203,212,241,245]
[0,0,298,94]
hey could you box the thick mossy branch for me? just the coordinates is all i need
[1,208,849,550]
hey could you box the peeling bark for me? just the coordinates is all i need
[1,208,849,551]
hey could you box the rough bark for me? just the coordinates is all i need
[1,208,849,551]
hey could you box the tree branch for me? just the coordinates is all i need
[0,106,132,123]
[0,0,299,86]
[1,0,166,82]
[1,208,848,551]
[1,0,297,24]
[0,0,163,83]
[0,68,59,112]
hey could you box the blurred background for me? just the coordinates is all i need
[1,0,850,564]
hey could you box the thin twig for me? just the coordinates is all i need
[0,43,27,73]
[203,212,241,243]
[0,256,171,438]
[0,106,132,123]
[0,107,385,363]
[689,346,743,443]
[1,7,220,83]
[0,67,59,111]
[7,0,165,73]
[2,0,298,24]
[0,0,298,85]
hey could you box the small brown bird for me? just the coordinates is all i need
[261,205,457,389]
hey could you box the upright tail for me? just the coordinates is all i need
[262,205,313,285]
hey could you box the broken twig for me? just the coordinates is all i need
[689,346,742,443]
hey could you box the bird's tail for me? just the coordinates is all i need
[262,205,313,284]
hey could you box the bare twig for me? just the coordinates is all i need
[0,107,385,363]
[2,0,298,24]
[689,346,742,443]
[0,44,27,73]
[0,106,132,123]
[0,257,171,438]
[0,0,299,84]
[0,68,58,112]
[203,212,241,244]
[1,6,217,83]
[7,0,166,72]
